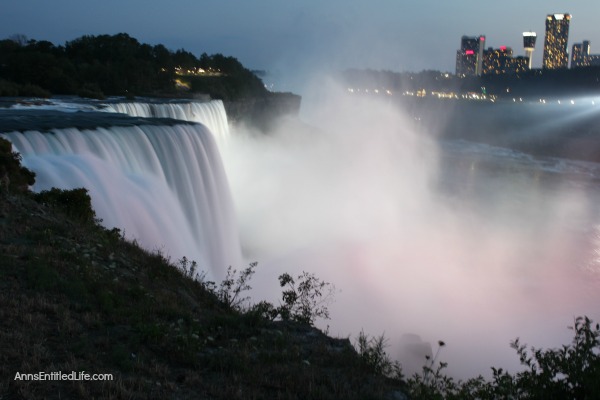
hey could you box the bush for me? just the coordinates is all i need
[0,137,36,193]
[77,83,105,99]
[276,271,336,325]
[215,263,257,310]
[0,79,20,96]
[18,83,51,98]
[184,260,259,312]
[356,330,403,379]
[33,188,97,224]
[404,316,600,399]
[181,262,335,327]
[509,316,600,399]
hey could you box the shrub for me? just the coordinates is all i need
[180,262,335,327]
[404,316,600,399]
[0,79,19,96]
[178,256,200,280]
[33,187,97,224]
[77,83,105,100]
[216,263,257,310]
[356,330,403,379]
[18,83,51,98]
[276,271,336,325]
[0,137,36,193]
[185,260,258,311]
[509,316,600,399]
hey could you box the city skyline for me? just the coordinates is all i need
[456,13,584,76]
[1,1,599,92]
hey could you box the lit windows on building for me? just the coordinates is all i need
[572,41,590,68]
[590,55,600,67]
[571,41,600,68]
[482,47,528,75]
[512,57,529,74]
[456,35,485,77]
[543,13,571,70]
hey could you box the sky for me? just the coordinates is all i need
[1,0,600,92]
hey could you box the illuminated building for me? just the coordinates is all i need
[572,41,591,68]
[542,13,571,69]
[522,32,537,69]
[571,41,600,68]
[456,35,486,77]
[482,47,528,75]
[512,56,529,74]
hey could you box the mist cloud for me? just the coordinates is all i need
[220,76,600,378]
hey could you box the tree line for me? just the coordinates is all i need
[0,33,268,100]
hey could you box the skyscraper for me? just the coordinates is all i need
[571,41,591,68]
[571,41,600,68]
[522,32,537,69]
[455,35,485,76]
[542,13,571,69]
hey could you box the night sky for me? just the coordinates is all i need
[2,0,599,91]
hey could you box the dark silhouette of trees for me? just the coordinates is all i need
[188,53,267,100]
[0,33,268,99]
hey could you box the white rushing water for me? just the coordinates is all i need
[2,122,242,279]
[103,100,230,144]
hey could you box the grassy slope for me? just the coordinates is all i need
[0,191,405,400]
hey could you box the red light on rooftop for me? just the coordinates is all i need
[465,50,475,55]
[500,46,507,51]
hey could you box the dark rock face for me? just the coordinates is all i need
[224,92,301,131]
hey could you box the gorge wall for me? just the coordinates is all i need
[223,92,302,131]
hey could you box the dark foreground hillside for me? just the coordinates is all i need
[0,182,406,398]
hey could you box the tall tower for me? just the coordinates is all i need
[542,13,571,69]
[455,35,486,76]
[522,32,537,69]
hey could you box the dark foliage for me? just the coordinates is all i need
[0,137,35,192]
[276,271,335,325]
[404,316,600,399]
[0,33,268,99]
[33,187,97,224]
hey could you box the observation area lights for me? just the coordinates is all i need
[173,66,223,76]
[348,86,495,102]
[347,87,394,96]
[431,91,459,99]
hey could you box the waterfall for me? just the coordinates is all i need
[2,122,242,278]
[103,100,230,143]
